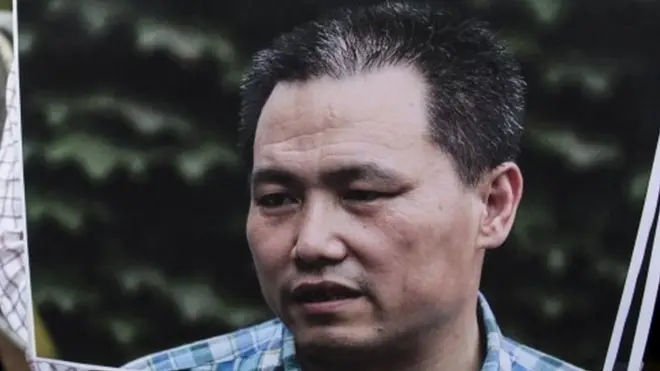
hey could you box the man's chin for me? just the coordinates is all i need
[292,324,385,354]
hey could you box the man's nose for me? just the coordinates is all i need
[292,201,347,269]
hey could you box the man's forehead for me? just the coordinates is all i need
[253,65,429,146]
[249,66,449,184]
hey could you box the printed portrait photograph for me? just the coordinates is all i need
[9,0,660,370]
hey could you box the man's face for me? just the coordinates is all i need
[246,66,516,352]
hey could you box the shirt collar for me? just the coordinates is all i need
[478,292,510,371]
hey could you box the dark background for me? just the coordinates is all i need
[13,0,660,369]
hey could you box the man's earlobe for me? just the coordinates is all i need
[476,162,523,249]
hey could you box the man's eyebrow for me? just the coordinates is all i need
[319,163,406,186]
[249,163,407,189]
[250,167,299,188]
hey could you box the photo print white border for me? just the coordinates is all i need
[0,0,658,370]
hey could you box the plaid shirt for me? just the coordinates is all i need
[123,293,584,371]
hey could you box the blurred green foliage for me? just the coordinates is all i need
[15,0,660,369]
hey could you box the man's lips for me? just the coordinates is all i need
[290,280,363,304]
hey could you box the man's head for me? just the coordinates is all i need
[241,1,525,365]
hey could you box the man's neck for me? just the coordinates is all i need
[297,305,483,371]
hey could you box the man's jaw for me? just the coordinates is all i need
[290,301,484,371]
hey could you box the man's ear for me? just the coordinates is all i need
[476,162,523,250]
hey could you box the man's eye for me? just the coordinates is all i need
[343,190,387,202]
[256,193,296,208]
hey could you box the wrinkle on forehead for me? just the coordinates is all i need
[260,127,418,156]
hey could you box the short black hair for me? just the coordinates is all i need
[238,1,526,185]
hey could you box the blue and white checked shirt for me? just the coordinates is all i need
[123,293,583,371]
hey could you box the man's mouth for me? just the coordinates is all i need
[291,281,363,304]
